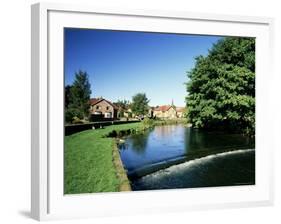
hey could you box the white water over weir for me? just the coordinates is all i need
[119,125,255,190]
[142,149,254,179]
[131,149,255,190]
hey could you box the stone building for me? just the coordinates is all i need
[153,105,185,119]
[153,105,177,119]
[175,107,185,118]
[89,98,118,121]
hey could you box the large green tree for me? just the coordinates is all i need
[65,70,91,123]
[65,85,73,109]
[186,37,255,135]
[131,93,150,117]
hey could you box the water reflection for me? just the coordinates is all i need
[118,124,255,178]
[118,131,150,154]
[129,131,150,155]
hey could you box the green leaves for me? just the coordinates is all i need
[186,37,255,135]
[65,70,92,123]
[131,93,150,116]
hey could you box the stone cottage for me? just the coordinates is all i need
[153,105,185,119]
[89,98,118,121]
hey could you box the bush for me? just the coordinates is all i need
[72,116,84,124]
[65,108,83,123]
[142,118,155,128]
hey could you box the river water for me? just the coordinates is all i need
[118,124,255,191]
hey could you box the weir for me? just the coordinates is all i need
[132,149,255,190]
[118,124,255,190]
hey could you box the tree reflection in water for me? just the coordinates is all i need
[119,125,255,178]
[129,131,150,155]
[118,130,150,155]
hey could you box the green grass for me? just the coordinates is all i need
[64,122,143,194]
[64,120,189,194]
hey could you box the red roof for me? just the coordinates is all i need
[153,105,173,112]
[176,107,185,112]
[89,98,118,110]
[89,98,101,105]
[153,105,185,112]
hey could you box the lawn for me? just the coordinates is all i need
[64,122,143,194]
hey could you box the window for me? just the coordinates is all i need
[96,105,99,109]
[106,106,109,110]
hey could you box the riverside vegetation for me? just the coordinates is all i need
[186,37,255,135]
[64,118,188,194]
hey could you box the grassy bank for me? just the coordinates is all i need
[64,122,144,194]
[64,119,189,194]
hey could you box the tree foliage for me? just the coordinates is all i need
[65,85,72,109]
[186,37,255,135]
[65,70,91,123]
[131,93,150,116]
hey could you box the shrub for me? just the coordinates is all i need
[142,117,155,128]
[65,108,83,123]
[72,116,84,124]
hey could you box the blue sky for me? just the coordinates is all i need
[64,28,221,106]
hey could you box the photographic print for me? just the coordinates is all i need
[64,28,255,194]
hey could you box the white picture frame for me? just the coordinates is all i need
[31,2,274,221]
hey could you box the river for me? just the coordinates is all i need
[118,124,255,191]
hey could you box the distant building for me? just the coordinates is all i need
[89,98,118,121]
[123,108,134,118]
[153,105,185,119]
[153,105,177,119]
[175,107,185,118]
